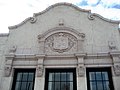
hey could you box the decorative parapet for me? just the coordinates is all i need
[8,2,120,30]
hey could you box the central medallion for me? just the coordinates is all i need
[45,32,77,53]
[53,33,68,50]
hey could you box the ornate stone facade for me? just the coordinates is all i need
[0,2,120,90]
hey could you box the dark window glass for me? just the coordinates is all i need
[45,68,77,90]
[12,69,35,90]
[86,68,114,90]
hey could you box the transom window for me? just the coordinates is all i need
[45,68,77,90]
[86,68,114,90]
[12,69,35,90]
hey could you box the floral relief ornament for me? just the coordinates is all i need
[77,66,85,77]
[114,65,120,76]
[36,65,44,77]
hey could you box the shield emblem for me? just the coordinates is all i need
[53,33,68,50]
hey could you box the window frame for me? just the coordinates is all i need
[44,68,77,90]
[11,69,36,90]
[86,67,114,90]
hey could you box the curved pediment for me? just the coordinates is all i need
[38,26,85,41]
[38,26,85,54]
[8,2,120,30]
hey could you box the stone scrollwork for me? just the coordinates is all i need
[36,65,44,77]
[45,32,77,53]
[113,65,120,76]
[30,17,37,23]
[88,13,95,20]
[77,66,85,77]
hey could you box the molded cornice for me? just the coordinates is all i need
[0,33,9,37]
[8,2,120,29]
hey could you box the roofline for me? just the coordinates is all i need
[0,33,9,37]
[8,2,120,29]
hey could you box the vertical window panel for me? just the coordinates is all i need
[61,82,66,90]
[102,72,108,80]
[45,69,76,90]
[22,73,28,81]
[97,82,103,90]
[55,82,60,90]
[86,68,114,90]
[96,72,102,80]
[12,69,35,90]
[55,73,60,81]
[16,73,22,81]
[21,82,27,90]
[48,82,54,90]
[67,72,73,81]
[49,73,54,81]
[103,81,109,90]
[90,82,96,90]
[15,82,21,90]
[69,82,73,90]
[61,73,66,81]
[28,73,34,81]
[89,72,95,80]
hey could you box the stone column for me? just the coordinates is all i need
[75,53,87,90]
[110,51,120,90]
[4,54,14,77]
[110,51,120,76]
[34,54,45,90]
[3,46,16,90]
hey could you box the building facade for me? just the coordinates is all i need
[0,2,120,90]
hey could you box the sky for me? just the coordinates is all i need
[0,0,120,33]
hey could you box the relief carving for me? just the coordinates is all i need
[77,66,85,77]
[45,32,77,53]
[30,17,37,23]
[9,46,17,54]
[108,41,117,50]
[113,65,120,76]
[36,65,44,77]
[4,65,12,77]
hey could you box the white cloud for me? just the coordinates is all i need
[87,0,100,6]
[100,0,120,7]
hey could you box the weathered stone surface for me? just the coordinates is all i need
[0,2,120,90]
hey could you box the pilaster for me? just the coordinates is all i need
[110,51,120,76]
[36,54,45,77]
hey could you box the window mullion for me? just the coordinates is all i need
[95,72,98,90]
[20,73,23,90]
[101,72,105,90]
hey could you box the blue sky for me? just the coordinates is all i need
[0,0,120,33]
